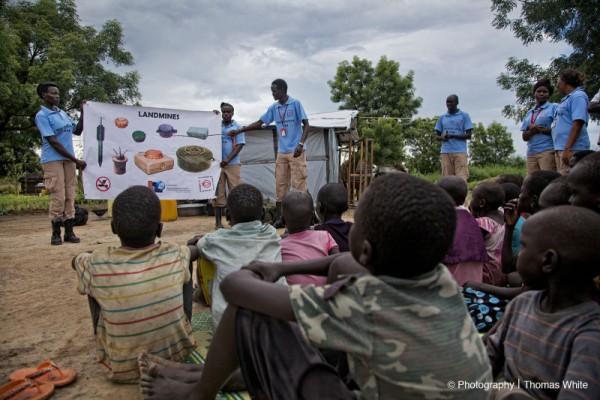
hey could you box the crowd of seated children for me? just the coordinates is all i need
[436,176,488,285]
[469,182,506,286]
[72,186,199,382]
[280,190,339,286]
[138,172,493,400]
[313,183,353,252]
[485,206,600,399]
[191,183,285,329]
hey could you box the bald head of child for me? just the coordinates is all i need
[112,185,162,248]
[517,206,600,293]
[316,183,348,221]
[352,173,456,278]
[282,190,314,233]
[568,151,600,212]
[436,176,467,206]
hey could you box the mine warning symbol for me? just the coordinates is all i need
[96,176,111,192]
[201,179,212,189]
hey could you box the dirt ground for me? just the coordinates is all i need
[0,210,354,399]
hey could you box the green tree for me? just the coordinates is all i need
[404,117,440,174]
[491,0,600,122]
[360,118,407,168]
[328,55,422,166]
[328,55,422,118]
[0,0,141,176]
[469,122,515,166]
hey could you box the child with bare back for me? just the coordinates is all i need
[138,173,493,399]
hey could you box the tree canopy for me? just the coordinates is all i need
[0,0,140,176]
[328,55,422,118]
[328,55,422,167]
[491,0,600,122]
[469,122,515,166]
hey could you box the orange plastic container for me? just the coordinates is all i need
[160,200,178,221]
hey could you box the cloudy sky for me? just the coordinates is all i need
[75,0,599,155]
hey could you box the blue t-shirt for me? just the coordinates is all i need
[520,102,558,155]
[221,120,245,165]
[260,96,308,154]
[35,106,77,164]
[435,110,473,153]
[551,88,590,151]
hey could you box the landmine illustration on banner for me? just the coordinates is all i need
[134,150,175,175]
[82,101,221,200]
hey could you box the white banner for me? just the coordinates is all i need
[82,101,222,200]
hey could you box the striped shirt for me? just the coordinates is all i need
[486,290,600,399]
[74,242,196,382]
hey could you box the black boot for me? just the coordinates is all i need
[64,219,81,243]
[215,207,223,230]
[271,201,284,229]
[51,220,62,245]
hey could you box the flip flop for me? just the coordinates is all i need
[0,379,54,400]
[9,361,76,388]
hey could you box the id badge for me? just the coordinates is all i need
[280,127,286,137]
[551,120,556,129]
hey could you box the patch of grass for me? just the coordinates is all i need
[0,194,106,215]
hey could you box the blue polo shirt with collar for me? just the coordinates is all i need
[221,120,245,165]
[435,110,473,153]
[520,102,558,155]
[260,96,308,154]
[35,106,77,163]
[551,87,590,151]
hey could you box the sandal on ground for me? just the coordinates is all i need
[0,379,54,400]
[9,361,76,388]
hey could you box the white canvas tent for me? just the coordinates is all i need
[239,110,359,202]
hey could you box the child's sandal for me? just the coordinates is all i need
[0,378,54,400]
[9,361,77,388]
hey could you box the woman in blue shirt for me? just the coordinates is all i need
[521,79,558,175]
[35,82,87,245]
[551,69,590,175]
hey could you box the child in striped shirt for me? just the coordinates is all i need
[72,186,200,382]
[485,206,600,399]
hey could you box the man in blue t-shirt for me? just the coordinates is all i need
[435,95,473,181]
[229,79,309,228]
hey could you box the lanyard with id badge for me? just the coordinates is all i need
[278,104,289,136]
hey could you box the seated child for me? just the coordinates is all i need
[72,186,199,382]
[139,173,493,400]
[501,182,525,255]
[194,183,284,328]
[280,190,339,286]
[313,183,353,252]
[568,151,600,212]
[538,176,572,210]
[469,182,506,286]
[502,170,561,274]
[485,206,600,398]
[436,176,488,285]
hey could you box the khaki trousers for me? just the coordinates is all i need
[526,150,556,176]
[214,164,242,207]
[275,152,308,201]
[43,160,77,222]
[441,153,469,181]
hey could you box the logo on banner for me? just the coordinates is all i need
[96,176,111,192]
[199,176,214,192]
